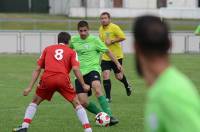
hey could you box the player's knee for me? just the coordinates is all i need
[103,72,110,80]
[80,101,88,108]
[116,73,123,80]
[32,95,43,105]
[95,88,103,97]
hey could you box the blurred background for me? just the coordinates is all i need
[0,0,200,54]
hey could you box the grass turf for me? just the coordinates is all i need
[0,13,199,31]
[0,54,199,132]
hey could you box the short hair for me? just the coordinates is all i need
[100,12,111,19]
[58,32,71,44]
[77,20,89,30]
[133,15,171,56]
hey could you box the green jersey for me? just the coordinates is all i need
[194,25,200,35]
[70,35,108,75]
[145,66,200,132]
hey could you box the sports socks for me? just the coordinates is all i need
[75,105,92,132]
[22,102,38,128]
[103,79,111,99]
[86,101,102,115]
[98,96,112,116]
[120,75,129,88]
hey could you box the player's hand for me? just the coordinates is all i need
[83,84,90,92]
[23,87,32,96]
[105,39,112,45]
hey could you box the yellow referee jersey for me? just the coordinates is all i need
[99,23,126,61]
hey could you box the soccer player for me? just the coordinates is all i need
[13,32,92,132]
[99,12,132,102]
[132,15,200,132]
[70,20,121,126]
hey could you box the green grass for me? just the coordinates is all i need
[0,54,199,132]
[0,13,199,31]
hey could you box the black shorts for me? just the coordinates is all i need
[75,71,101,96]
[101,59,123,73]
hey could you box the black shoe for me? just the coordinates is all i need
[109,116,119,126]
[125,85,132,96]
[13,126,27,132]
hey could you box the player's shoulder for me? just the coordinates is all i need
[89,35,100,41]
[71,35,80,41]
[110,23,120,29]
[99,25,103,31]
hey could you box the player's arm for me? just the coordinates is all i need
[23,48,46,96]
[71,51,90,92]
[105,49,123,72]
[23,65,42,96]
[72,67,90,92]
[96,37,123,71]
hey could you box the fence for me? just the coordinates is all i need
[0,30,199,54]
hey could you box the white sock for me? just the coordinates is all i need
[22,102,37,128]
[75,105,92,132]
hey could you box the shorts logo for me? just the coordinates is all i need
[94,75,98,78]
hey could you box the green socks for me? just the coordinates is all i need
[98,96,112,116]
[86,101,102,115]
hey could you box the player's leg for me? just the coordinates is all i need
[58,77,92,132]
[13,78,56,132]
[75,78,101,115]
[101,60,112,102]
[113,59,132,96]
[90,71,119,126]
[70,96,92,132]
[13,95,44,132]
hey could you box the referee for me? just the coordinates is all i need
[99,12,132,102]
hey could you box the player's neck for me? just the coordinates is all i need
[58,43,66,45]
[80,34,89,40]
[144,57,170,86]
[103,22,111,28]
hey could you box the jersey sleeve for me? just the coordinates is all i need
[95,37,108,53]
[113,25,126,39]
[37,48,47,68]
[69,41,74,49]
[71,51,80,67]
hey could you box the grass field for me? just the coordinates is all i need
[0,54,199,132]
[0,13,199,31]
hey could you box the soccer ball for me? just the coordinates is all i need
[95,112,110,127]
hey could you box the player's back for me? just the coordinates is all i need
[38,44,78,78]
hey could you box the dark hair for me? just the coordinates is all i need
[100,12,111,19]
[133,15,171,56]
[77,20,89,30]
[58,32,71,44]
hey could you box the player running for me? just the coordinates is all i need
[99,12,132,102]
[13,32,92,132]
[70,20,121,126]
[133,15,200,132]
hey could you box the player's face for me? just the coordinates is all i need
[78,26,89,39]
[100,15,110,26]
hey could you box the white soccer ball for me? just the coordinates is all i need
[95,112,110,127]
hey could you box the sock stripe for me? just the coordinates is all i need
[24,118,32,124]
[75,105,83,111]
[83,123,91,129]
